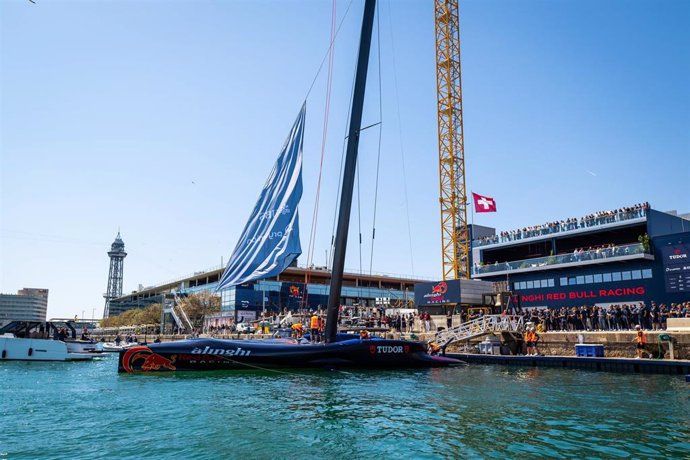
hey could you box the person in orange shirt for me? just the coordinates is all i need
[633,325,649,359]
[525,327,540,356]
[310,313,320,342]
[291,322,303,339]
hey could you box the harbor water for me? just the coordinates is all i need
[1,355,688,459]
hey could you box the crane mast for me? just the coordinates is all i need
[434,0,470,280]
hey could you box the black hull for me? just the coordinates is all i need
[117,338,462,372]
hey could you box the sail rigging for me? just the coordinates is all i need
[118,0,464,372]
[217,105,306,290]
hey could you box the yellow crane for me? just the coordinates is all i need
[434,0,470,280]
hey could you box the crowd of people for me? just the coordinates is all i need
[203,297,688,339]
[475,241,644,274]
[515,300,690,332]
[474,202,649,246]
[569,243,641,262]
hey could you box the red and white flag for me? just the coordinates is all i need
[472,192,497,213]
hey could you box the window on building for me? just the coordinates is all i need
[612,272,622,281]
[576,275,585,284]
[603,273,612,282]
[593,274,602,283]
[526,281,534,289]
[631,270,642,280]
[560,277,567,286]
[569,277,577,286]
[548,279,555,287]
[622,271,632,281]
[585,275,593,284]
[642,269,653,279]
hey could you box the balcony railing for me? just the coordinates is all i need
[472,242,650,276]
[472,208,648,247]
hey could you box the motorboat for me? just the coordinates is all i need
[0,321,95,361]
[103,341,139,352]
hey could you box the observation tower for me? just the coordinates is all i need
[103,232,127,318]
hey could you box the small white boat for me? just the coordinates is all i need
[102,342,139,352]
[65,339,105,354]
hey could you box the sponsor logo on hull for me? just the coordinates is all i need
[191,346,252,357]
[121,346,177,372]
[369,345,411,354]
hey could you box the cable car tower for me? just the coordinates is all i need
[434,0,470,280]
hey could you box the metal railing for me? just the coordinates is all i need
[473,242,649,275]
[473,208,648,247]
[435,315,524,347]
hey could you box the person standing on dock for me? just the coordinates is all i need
[525,327,540,356]
[633,325,649,359]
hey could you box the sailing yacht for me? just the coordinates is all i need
[118,0,462,373]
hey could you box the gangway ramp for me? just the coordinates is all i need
[435,315,524,348]
[163,292,194,333]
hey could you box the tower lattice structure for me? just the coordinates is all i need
[103,232,127,318]
[434,0,470,280]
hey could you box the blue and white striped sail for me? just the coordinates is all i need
[217,105,305,290]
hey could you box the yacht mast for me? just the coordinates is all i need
[325,0,377,343]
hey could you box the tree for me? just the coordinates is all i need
[101,303,161,327]
[177,292,221,328]
[638,233,651,252]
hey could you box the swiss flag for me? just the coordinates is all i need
[472,192,497,213]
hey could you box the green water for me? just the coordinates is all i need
[0,354,688,459]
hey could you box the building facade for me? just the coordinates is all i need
[109,265,425,321]
[0,288,49,325]
[471,206,690,309]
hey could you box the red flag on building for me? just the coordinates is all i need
[472,192,497,213]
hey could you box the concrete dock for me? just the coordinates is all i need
[448,353,690,375]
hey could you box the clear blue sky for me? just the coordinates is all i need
[1,0,688,319]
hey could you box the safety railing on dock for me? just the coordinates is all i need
[435,315,524,347]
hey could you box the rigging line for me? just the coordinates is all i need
[368,0,384,276]
[385,0,414,276]
[356,150,363,289]
[305,0,337,309]
[213,352,311,376]
[304,0,356,101]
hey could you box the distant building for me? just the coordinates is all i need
[0,288,49,325]
[108,265,427,321]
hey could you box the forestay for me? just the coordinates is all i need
[217,105,305,290]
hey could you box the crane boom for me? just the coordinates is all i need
[434,0,470,280]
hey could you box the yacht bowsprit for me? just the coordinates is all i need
[118,0,463,373]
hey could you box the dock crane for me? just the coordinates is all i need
[434,0,470,281]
